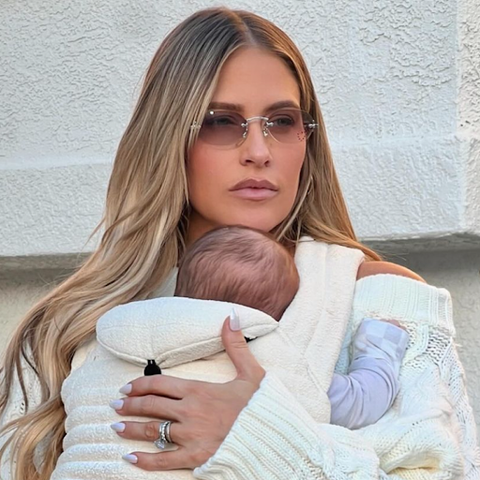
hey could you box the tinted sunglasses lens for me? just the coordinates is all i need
[198,111,244,146]
[268,109,315,143]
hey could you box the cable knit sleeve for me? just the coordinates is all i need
[194,274,480,480]
[0,339,94,479]
[0,350,43,480]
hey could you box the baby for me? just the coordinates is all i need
[175,225,409,429]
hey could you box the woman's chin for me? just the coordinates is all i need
[224,215,282,233]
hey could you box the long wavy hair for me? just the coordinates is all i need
[0,7,380,480]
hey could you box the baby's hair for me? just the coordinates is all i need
[175,225,300,320]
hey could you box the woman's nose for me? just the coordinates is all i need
[239,122,272,167]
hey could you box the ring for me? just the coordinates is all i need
[154,421,173,449]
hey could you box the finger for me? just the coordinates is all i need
[119,373,201,399]
[112,420,184,445]
[124,448,195,471]
[381,319,406,331]
[221,313,265,383]
[110,394,182,421]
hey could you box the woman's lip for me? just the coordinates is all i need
[230,187,278,200]
[231,179,278,191]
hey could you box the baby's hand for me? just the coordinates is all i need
[380,319,407,331]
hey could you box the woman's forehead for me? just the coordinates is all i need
[211,47,301,114]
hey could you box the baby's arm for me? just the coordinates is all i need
[328,318,409,429]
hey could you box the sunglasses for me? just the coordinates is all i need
[191,108,318,147]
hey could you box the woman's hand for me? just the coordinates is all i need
[109,314,265,471]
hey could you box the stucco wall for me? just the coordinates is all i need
[0,269,69,351]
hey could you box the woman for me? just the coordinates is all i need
[0,7,478,480]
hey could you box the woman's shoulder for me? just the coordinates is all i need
[356,260,426,283]
[352,261,454,332]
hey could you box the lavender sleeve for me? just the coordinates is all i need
[327,318,409,430]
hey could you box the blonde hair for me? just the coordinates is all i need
[0,7,380,480]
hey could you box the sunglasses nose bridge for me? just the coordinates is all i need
[242,116,270,139]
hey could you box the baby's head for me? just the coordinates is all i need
[175,226,299,321]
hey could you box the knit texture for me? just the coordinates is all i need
[194,275,480,480]
[195,373,382,480]
[0,346,44,479]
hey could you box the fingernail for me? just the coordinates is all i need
[229,307,241,331]
[119,383,132,395]
[110,422,126,433]
[109,399,124,410]
[122,454,138,464]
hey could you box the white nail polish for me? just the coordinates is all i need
[122,454,138,464]
[110,422,126,433]
[230,307,241,331]
[109,399,124,410]
[119,383,132,395]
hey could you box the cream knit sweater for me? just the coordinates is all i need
[1,241,479,479]
[195,274,480,480]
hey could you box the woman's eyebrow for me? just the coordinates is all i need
[207,100,300,113]
[265,100,300,112]
[208,101,243,112]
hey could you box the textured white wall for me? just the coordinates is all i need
[0,0,479,433]
[0,269,69,352]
